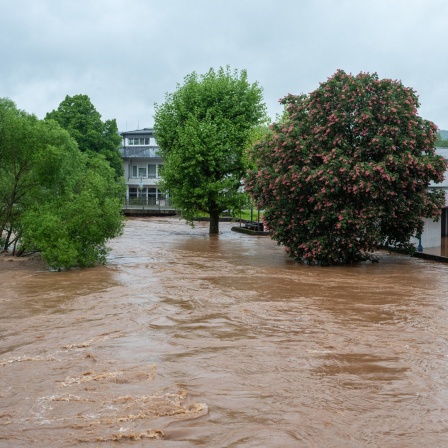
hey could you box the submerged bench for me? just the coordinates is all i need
[243,221,264,232]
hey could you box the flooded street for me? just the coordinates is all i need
[1,217,448,447]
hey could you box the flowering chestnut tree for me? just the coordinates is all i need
[245,70,447,265]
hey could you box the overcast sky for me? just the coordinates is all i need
[1,0,447,132]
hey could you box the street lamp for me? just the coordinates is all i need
[138,176,145,208]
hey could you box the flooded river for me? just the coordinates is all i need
[1,217,448,447]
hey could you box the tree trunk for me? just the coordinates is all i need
[209,210,220,235]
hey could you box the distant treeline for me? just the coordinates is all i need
[436,130,448,147]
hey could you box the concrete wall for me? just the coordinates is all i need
[410,218,441,249]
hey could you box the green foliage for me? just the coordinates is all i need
[245,70,447,265]
[46,94,123,177]
[21,154,124,268]
[435,131,448,147]
[154,66,267,233]
[0,98,124,269]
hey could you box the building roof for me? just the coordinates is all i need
[435,147,448,159]
[120,128,154,136]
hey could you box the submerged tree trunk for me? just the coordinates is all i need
[209,209,220,235]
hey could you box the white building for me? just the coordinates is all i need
[120,128,170,209]
[411,147,448,250]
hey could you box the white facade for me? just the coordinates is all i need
[411,217,441,249]
[120,128,168,207]
[414,147,448,249]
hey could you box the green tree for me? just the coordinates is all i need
[0,98,124,268]
[46,94,123,177]
[245,70,447,265]
[435,132,448,147]
[154,66,267,234]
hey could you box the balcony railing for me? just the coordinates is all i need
[121,146,160,158]
[123,196,174,210]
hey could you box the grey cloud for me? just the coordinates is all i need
[1,0,447,131]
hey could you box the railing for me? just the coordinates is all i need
[123,196,175,211]
[121,146,160,157]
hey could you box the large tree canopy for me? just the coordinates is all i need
[245,70,447,265]
[154,66,267,234]
[46,94,123,177]
[0,98,124,269]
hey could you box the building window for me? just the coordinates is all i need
[148,164,157,178]
[148,188,157,205]
[128,137,150,145]
[132,164,160,178]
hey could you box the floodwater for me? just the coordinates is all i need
[1,217,448,447]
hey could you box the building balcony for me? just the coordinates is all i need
[121,146,160,158]
[127,177,161,187]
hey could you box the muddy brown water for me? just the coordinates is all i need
[1,217,448,447]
